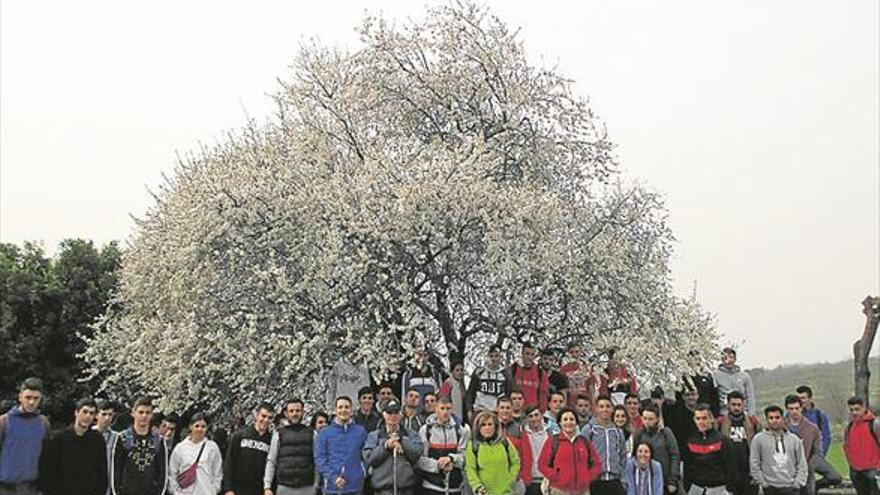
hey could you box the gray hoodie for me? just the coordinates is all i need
[581,419,626,481]
[713,365,757,416]
[749,429,807,489]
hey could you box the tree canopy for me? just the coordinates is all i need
[84,3,717,418]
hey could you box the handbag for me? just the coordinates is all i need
[176,441,207,489]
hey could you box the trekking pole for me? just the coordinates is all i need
[393,447,398,495]
[444,468,451,495]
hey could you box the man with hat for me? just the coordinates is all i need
[362,400,424,495]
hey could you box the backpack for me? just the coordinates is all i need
[546,433,594,469]
[471,438,513,472]
[847,417,880,449]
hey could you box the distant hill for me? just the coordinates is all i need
[747,356,880,437]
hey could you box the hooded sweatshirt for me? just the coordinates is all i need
[0,405,49,485]
[749,428,807,489]
[314,419,368,494]
[465,432,521,495]
[111,426,168,495]
[712,365,756,416]
[623,458,664,495]
[581,419,627,481]
[844,410,880,471]
[223,425,272,495]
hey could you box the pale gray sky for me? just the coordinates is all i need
[2,1,877,369]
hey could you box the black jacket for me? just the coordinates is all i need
[682,428,735,489]
[40,426,107,495]
[223,426,272,494]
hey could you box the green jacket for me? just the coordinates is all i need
[465,438,520,495]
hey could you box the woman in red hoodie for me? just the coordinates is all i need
[538,408,602,495]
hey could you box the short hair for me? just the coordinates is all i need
[795,385,813,397]
[357,387,374,399]
[509,388,524,398]
[595,395,613,406]
[436,395,452,405]
[189,412,210,426]
[424,391,438,401]
[75,397,97,411]
[405,386,421,396]
[727,390,745,402]
[285,398,305,409]
[624,393,640,402]
[450,359,464,370]
[764,405,784,417]
[256,401,275,413]
[378,383,394,392]
[95,399,116,412]
[642,404,660,417]
[488,345,501,353]
[575,394,591,403]
[848,396,865,407]
[522,341,536,351]
[549,391,566,402]
[694,403,712,415]
[496,395,512,406]
[132,397,153,410]
[20,377,43,393]
[784,394,802,407]
[164,412,180,425]
[523,404,540,416]
[566,342,581,351]
[722,347,737,356]
[333,396,353,407]
[310,411,329,429]
[650,387,665,400]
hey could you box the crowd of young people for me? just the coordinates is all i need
[0,345,876,495]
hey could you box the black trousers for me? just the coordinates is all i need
[852,469,880,495]
[590,479,626,495]
[764,488,799,495]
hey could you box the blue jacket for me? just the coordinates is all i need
[581,420,627,481]
[803,407,831,456]
[624,458,664,495]
[315,419,368,494]
[0,406,49,484]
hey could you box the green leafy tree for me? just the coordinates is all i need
[0,240,121,422]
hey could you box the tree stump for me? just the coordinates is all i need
[854,295,880,406]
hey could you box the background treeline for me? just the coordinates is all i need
[0,239,122,422]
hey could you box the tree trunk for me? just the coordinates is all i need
[854,296,880,406]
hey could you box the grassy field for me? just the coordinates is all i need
[749,356,880,438]
[826,442,848,478]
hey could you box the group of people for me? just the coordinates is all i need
[0,344,877,495]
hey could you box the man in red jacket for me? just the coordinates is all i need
[844,396,880,495]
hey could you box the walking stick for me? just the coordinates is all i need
[393,447,398,495]
[444,468,451,495]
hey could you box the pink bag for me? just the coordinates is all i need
[176,442,206,489]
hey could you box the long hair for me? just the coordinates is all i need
[472,410,501,443]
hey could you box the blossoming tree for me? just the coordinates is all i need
[84,3,717,417]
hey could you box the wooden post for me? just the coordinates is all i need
[854,295,880,407]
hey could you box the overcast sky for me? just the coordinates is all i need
[2,1,877,369]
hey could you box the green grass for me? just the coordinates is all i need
[826,442,849,480]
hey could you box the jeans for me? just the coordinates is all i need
[813,456,842,489]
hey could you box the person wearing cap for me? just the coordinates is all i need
[0,377,51,495]
[362,400,424,495]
